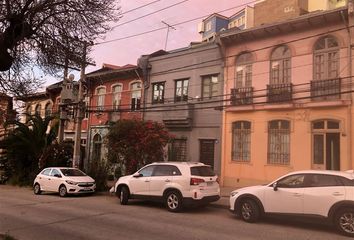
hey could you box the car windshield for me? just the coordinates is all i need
[190,166,215,177]
[60,169,86,177]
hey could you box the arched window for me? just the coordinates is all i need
[35,104,41,116]
[270,45,291,85]
[112,84,122,110]
[96,86,106,110]
[232,121,251,162]
[235,52,253,88]
[130,82,141,111]
[45,102,52,118]
[268,120,290,165]
[92,134,102,161]
[314,36,339,80]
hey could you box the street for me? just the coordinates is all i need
[0,185,351,240]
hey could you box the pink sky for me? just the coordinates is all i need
[86,0,254,73]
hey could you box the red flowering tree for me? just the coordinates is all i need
[107,119,172,175]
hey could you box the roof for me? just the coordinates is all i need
[16,91,48,101]
[203,12,229,22]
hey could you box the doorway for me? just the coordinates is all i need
[199,139,215,168]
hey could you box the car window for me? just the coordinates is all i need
[307,174,343,187]
[338,176,354,186]
[138,166,155,177]
[277,174,305,188]
[60,169,86,176]
[190,166,215,177]
[152,165,182,176]
[42,169,51,176]
[50,169,61,177]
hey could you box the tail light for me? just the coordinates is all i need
[190,178,205,185]
[216,177,220,184]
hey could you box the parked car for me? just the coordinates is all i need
[114,162,220,212]
[33,167,96,197]
[229,170,354,237]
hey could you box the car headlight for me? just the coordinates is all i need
[65,180,78,185]
[230,191,238,197]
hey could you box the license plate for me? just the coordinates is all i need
[83,187,91,190]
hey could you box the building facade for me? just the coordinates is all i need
[141,42,224,174]
[219,6,354,187]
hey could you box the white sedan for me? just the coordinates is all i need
[33,167,95,197]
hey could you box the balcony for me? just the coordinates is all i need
[267,83,293,103]
[162,103,194,130]
[230,87,253,105]
[311,78,341,101]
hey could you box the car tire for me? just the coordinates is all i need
[240,199,260,223]
[119,186,129,205]
[165,191,183,212]
[335,208,354,237]
[59,185,67,197]
[33,183,41,195]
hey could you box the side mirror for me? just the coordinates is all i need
[273,182,278,191]
[133,172,142,178]
[54,174,62,178]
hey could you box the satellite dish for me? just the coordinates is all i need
[68,74,75,81]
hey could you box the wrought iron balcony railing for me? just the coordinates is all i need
[310,78,341,101]
[230,87,253,105]
[267,83,293,103]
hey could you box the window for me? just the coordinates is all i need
[268,120,290,165]
[131,82,141,111]
[190,166,215,177]
[202,75,219,99]
[45,102,52,118]
[84,96,89,118]
[314,36,339,80]
[205,21,212,31]
[152,82,165,104]
[169,139,187,162]
[153,165,181,176]
[42,169,51,176]
[236,52,253,88]
[92,134,102,161]
[277,174,305,188]
[26,105,31,122]
[35,104,41,116]
[112,85,122,110]
[50,169,61,177]
[138,165,155,177]
[270,45,291,85]
[307,174,342,187]
[232,121,251,162]
[96,87,105,110]
[175,79,189,102]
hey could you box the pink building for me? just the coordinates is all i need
[219,7,354,187]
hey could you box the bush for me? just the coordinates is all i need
[87,159,109,192]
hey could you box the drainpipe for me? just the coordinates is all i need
[341,5,353,169]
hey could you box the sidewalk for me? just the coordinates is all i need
[210,186,234,209]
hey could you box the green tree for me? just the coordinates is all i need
[107,119,172,175]
[0,114,57,185]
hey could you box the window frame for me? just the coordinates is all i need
[152,82,165,104]
[232,121,251,162]
[95,86,106,111]
[174,79,189,102]
[112,84,123,110]
[267,120,291,165]
[270,45,291,85]
[202,75,219,100]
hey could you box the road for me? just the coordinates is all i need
[0,185,351,240]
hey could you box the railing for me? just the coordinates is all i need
[310,78,341,101]
[267,83,293,103]
[230,87,253,105]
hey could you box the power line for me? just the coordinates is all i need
[121,0,162,15]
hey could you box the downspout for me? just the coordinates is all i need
[341,5,353,169]
[216,34,227,185]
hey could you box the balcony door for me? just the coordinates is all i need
[199,139,215,168]
[312,120,340,170]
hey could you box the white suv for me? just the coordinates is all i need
[114,162,220,212]
[229,170,354,237]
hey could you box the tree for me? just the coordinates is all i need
[0,0,120,95]
[107,119,172,175]
[0,114,57,185]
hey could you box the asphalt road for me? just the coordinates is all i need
[0,185,351,240]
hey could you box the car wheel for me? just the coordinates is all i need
[33,183,41,195]
[335,208,354,237]
[165,191,183,212]
[119,186,129,205]
[240,199,260,223]
[59,185,67,197]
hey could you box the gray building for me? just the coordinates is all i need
[140,42,224,174]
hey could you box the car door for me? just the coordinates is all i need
[264,174,305,214]
[39,168,52,191]
[47,169,63,192]
[303,174,346,217]
[129,165,155,196]
[149,165,176,196]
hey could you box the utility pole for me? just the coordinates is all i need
[58,56,69,143]
[72,42,87,168]
[161,21,176,50]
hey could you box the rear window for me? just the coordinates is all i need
[190,166,215,177]
[60,169,86,176]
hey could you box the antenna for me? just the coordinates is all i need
[161,21,176,50]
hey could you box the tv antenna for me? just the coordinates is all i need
[162,21,176,50]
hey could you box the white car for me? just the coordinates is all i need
[33,167,96,197]
[114,162,220,212]
[229,170,354,237]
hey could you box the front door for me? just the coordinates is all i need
[199,139,215,168]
